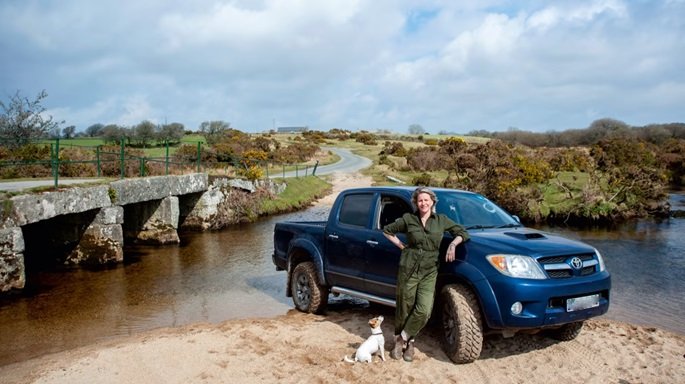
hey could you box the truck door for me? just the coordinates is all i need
[324,192,374,292]
[363,194,412,300]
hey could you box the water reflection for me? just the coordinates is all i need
[0,196,683,367]
[538,215,685,335]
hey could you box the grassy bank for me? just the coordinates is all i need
[260,176,331,215]
[48,135,207,158]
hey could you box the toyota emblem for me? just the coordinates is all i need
[570,257,583,270]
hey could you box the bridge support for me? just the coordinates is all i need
[124,196,180,245]
[65,206,124,265]
[0,228,25,291]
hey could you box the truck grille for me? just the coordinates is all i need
[538,253,598,279]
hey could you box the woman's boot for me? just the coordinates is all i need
[403,339,415,362]
[390,334,404,360]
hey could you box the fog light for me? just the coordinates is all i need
[511,301,523,315]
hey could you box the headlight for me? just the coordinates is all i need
[594,248,606,272]
[487,254,546,279]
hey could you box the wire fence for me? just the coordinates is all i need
[0,138,319,189]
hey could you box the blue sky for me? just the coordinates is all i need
[1,0,683,134]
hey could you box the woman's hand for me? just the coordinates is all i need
[445,236,463,262]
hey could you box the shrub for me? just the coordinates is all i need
[98,145,147,177]
[238,165,264,181]
[381,141,407,157]
[406,147,447,172]
[412,173,433,186]
[590,138,667,213]
[354,132,378,145]
[59,147,97,177]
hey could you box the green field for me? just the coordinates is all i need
[44,135,207,157]
[260,175,331,215]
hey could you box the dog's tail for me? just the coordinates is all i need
[343,355,356,363]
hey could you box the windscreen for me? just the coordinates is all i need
[435,191,520,229]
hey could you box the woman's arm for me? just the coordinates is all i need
[442,214,469,262]
[382,213,408,250]
[384,232,405,250]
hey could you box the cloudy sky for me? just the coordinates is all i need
[1,0,683,134]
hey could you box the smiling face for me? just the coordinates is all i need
[412,187,438,216]
[416,192,434,216]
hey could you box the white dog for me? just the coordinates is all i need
[343,315,386,363]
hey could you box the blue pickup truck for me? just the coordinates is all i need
[272,186,611,363]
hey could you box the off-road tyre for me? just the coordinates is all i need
[440,284,483,364]
[549,321,584,341]
[291,262,329,314]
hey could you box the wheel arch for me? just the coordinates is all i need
[286,238,326,297]
[437,263,503,330]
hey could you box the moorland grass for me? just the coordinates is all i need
[260,175,331,215]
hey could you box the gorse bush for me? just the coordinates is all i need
[383,136,670,223]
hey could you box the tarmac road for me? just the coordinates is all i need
[270,147,372,178]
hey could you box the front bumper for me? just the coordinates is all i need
[482,271,611,329]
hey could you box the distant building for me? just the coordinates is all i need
[277,126,308,133]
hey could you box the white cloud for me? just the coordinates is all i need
[528,0,627,31]
[0,0,683,133]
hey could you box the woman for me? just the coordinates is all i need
[382,187,469,362]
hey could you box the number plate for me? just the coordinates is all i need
[566,294,600,312]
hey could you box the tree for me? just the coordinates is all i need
[0,90,63,146]
[86,123,104,137]
[102,124,124,145]
[134,120,157,148]
[199,120,231,145]
[63,125,76,139]
[158,122,185,144]
[408,124,425,135]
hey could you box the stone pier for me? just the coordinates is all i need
[0,228,25,291]
[66,206,124,264]
[123,196,180,245]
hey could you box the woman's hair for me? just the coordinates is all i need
[412,187,438,213]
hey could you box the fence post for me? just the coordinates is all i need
[165,140,169,175]
[196,141,201,173]
[96,145,101,177]
[140,157,146,176]
[52,138,60,189]
[120,137,125,179]
[312,160,319,176]
[49,142,54,177]
[295,165,299,178]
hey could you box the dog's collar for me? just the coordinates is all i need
[371,330,383,335]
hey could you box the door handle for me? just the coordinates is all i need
[366,240,379,246]
[328,234,339,239]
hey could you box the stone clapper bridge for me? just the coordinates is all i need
[0,174,283,293]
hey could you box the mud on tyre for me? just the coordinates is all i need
[440,284,484,364]
[290,261,329,314]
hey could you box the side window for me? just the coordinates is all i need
[339,193,374,227]
[378,195,412,229]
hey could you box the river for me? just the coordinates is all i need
[0,195,683,367]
